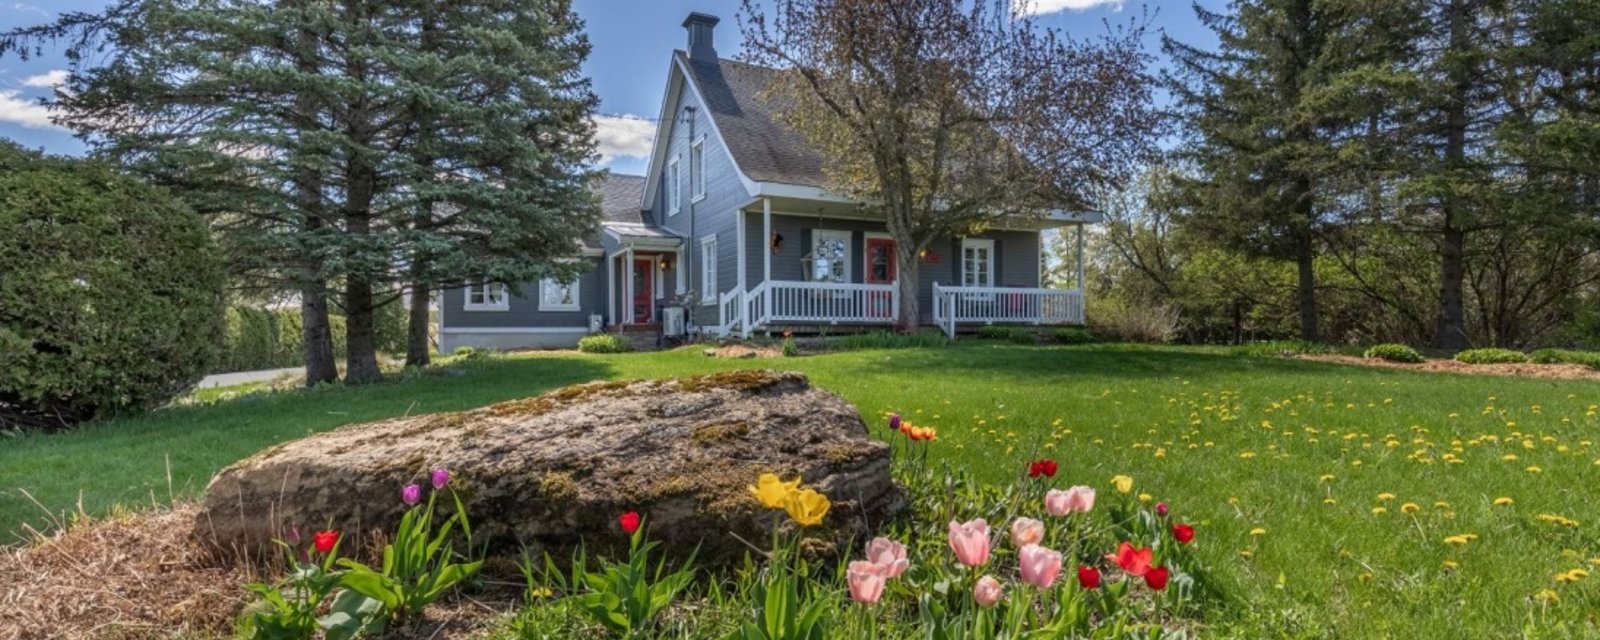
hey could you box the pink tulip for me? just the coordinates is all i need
[431,468,451,489]
[1045,486,1096,516]
[847,560,890,604]
[402,483,422,506]
[948,518,991,567]
[1018,544,1063,589]
[1010,517,1045,547]
[973,575,1004,607]
[865,537,910,578]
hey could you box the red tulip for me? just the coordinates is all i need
[619,511,641,534]
[1077,565,1101,589]
[1172,523,1195,545]
[1106,541,1154,577]
[1144,565,1170,591]
[1028,459,1058,478]
[313,529,339,555]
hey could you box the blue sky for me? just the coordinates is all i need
[0,0,1219,175]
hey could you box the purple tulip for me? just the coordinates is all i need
[431,468,450,489]
[402,483,422,506]
[888,413,902,432]
[1155,502,1169,518]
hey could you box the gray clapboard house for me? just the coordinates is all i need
[439,12,1094,352]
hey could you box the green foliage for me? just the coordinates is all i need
[780,336,800,357]
[338,489,483,622]
[976,325,1015,340]
[829,330,951,350]
[1528,349,1600,370]
[238,533,384,640]
[1052,328,1096,344]
[567,523,696,636]
[216,306,408,374]
[0,142,224,431]
[724,548,833,640]
[1364,343,1424,363]
[1454,348,1529,365]
[577,334,633,354]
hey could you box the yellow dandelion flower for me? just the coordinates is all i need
[1249,527,1267,536]
[1239,550,1253,559]
[1444,535,1470,546]
[1556,572,1581,584]
[1526,466,1544,474]
[1494,497,1514,507]
[1324,498,1337,506]
[1533,589,1560,604]
[1372,507,1389,516]
[1377,493,1396,501]
[1442,560,1460,570]
[1319,474,1335,482]
[1401,503,1421,514]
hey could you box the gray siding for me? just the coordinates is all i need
[653,66,751,327]
[439,258,604,329]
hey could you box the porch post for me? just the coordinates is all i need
[624,246,635,325]
[736,206,749,337]
[606,253,615,327]
[762,198,772,285]
[1075,223,1086,290]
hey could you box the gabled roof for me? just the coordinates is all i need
[675,52,826,188]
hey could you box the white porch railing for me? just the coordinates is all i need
[933,283,1085,338]
[711,287,743,336]
[746,280,898,328]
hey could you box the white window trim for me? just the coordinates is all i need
[463,282,509,312]
[700,235,718,304]
[538,277,581,312]
[812,229,853,284]
[690,136,706,203]
[961,238,996,289]
[667,156,682,215]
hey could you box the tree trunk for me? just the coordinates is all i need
[1295,228,1320,343]
[344,277,383,384]
[406,283,432,367]
[896,243,920,333]
[1432,0,1471,352]
[301,282,338,386]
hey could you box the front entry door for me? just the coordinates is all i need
[632,258,654,324]
[865,237,896,318]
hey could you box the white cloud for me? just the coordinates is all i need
[1014,0,1125,15]
[10,3,48,17]
[0,89,60,129]
[592,114,655,163]
[21,69,69,88]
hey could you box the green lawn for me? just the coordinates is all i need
[4,343,1598,637]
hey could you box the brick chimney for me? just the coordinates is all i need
[683,12,720,61]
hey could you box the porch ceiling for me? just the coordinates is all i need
[740,195,1100,231]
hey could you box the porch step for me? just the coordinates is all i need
[608,325,664,351]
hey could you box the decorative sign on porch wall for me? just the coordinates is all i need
[920,248,941,265]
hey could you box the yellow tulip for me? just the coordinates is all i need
[783,488,831,527]
[748,473,800,510]
[1111,475,1134,494]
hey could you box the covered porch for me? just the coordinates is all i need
[604,223,683,328]
[708,195,1092,337]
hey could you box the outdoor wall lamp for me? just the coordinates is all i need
[771,233,784,254]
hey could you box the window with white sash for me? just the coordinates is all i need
[464,282,509,311]
[806,230,851,284]
[700,235,718,303]
[691,137,706,201]
[961,238,995,289]
[667,156,681,215]
[539,277,580,311]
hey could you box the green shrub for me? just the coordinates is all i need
[1529,348,1600,369]
[578,334,632,354]
[1454,348,1529,365]
[1053,328,1096,344]
[830,331,951,350]
[977,325,1014,340]
[0,142,224,431]
[1364,343,1425,363]
[780,336,800,357]
[1008,330,1039,345]
[213,304,409,374]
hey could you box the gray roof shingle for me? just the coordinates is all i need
[678,52,827,188]
[597,172,647,224]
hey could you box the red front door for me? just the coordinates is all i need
[865,238,896,317]
[632,258,654,324]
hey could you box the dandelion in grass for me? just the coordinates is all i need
[1401,503,1420,515]
[1494,497,1514,507]
[1111,475,1133,494]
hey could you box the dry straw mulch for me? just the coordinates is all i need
[1301,354,1600,381]
[0,504,521,639]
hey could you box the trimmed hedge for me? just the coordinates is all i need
[1364,343,1425,363]
[1,143,224,430]
[1529,348,1600,370]
[215,304,409,374]
[1454,348,1529,365]
[577,334,632,353]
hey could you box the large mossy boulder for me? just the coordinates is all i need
[198,371,903,563]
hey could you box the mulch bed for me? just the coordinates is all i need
[1300,354,1600,381]
[0,504,522,639]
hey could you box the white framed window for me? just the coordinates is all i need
[961,238,995,289]
[667,156,681,215]
[700,235,718,303]
[807,229,851,284]
[464,282,509,311]
[538,277,580,311]
[690,137,706,202]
